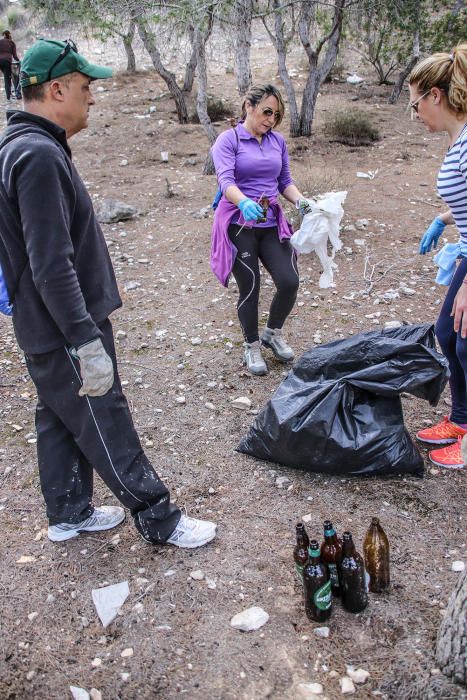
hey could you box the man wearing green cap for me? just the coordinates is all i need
[0,39,217,548]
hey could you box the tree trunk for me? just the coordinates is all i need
[265,0,301,137]
[122,21,136,73]
[135,15,188,123]
[192,10,216,175]
[436,568,467,686]
[183,25,198,93]
[297,0,346,137]
[234,0,253,95]
[388,29,419,104]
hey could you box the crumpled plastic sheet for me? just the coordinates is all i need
[290,191,347,288]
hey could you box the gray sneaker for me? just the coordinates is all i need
[261,328,294,362]
[243,341,268,375]
[166,514,217,548]
[48,505,125,542]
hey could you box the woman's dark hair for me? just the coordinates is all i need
[2,31,12,40]
[240,84,285,126]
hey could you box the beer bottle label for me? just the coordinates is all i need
[295,563,305,584]
[313,580,332,610]
[328,563,339,588]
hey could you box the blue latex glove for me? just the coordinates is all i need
[419,217,446,255]
[238,197,264,223]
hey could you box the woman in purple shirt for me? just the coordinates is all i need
[0,30,19,103]
[211,84,309,376]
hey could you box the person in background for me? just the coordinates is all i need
[0,39,217,548]
[411,43,467,468]
[0,30,19,103]
[210,84,310,376]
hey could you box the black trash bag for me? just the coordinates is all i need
[237,324,449,477]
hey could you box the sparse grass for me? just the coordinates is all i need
[324,109,380,146]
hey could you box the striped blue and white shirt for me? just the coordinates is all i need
[437,123,467,240]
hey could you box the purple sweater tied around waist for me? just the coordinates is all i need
[210,196,294,287]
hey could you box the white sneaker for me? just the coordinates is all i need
[261,327,294,362]
[166,514,217,548]
[48,505,125,542]
[243,341,268,376]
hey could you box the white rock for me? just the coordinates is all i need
[452,560,465,572]
[314,626,330,638]
[399,285,416,296]
[353,239,365,246]
[190,569,205,580]
[275,476,291,489]
[302,513,312,524]
[90,691,102,700]
[121,647,134,658]
[27,612,38,622]
[206,578,217,589]
[231,396,251,411]
[230,606,269,631]
[91,658,102,668]
[175,396,186,405]
[355,218,369,229]
[384,321,402,329]
[70,687,90,700]
[191,337,202,345]
[296,682,324,698]
[346,668,370,684]
[340,677,355,694]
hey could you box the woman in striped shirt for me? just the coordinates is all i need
[409,44,467,469]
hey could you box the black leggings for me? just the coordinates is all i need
[435,256,467,424]
[0,59,11,100]
[228,223,299,343]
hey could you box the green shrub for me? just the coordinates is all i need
[6,7,26,29]
[191,97,235,123]
[324,110,380,146]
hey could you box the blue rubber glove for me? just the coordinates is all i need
[419,217,446,255]
[238,198,264,223]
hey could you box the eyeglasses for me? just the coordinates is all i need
[409,90,430,113]
[262,107,281,120]
[47,39,78,82]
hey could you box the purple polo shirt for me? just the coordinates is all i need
[211,122,294,227]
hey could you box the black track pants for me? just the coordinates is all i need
[228,224,299,343]
[0,59,11,100]
[25,319,181,543]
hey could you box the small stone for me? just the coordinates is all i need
[121,673,130,681]
[91,657,102,667]
[314,626,330,638]
[275,476,291,489]
[302,513,312,524]
[26,670,36,681]
[452,560,465,572]
[205,402,216,410]
[27,612,38,622]
[346,668,370,684]
[164,569,177,577]
[16,555,36,564]
[190,570,204,581]
[46,594,55,604]
[384,320,403,329]
[230,606,269,631]
[231,396,251,411]
[175,396,186,405]
[70,688,90,700]
[340,676,355,694]
[206,578,217,589]
[121,647,134,658]
[191,337,202,345]
[296,682,323,698]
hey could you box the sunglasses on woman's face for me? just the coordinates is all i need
[261,107,281,120]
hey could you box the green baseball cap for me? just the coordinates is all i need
[20,39,112,88]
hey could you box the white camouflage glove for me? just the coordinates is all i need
[76,338,114,397]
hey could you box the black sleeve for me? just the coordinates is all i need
[13,140,101,348]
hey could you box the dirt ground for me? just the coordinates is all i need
[0,35,466,700]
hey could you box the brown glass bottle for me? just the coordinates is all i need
[320,520,342,597]
[363,517,390,593]
[293,523,310,586]
[339,532,368,613]
[303,540,332,622]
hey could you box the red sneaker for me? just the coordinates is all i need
[416,416,467,444]
[429,437,465,469]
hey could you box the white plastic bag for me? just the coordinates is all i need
[290,191,347,288]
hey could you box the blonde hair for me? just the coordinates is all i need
[409,43,467,114]
[240,84,285,127]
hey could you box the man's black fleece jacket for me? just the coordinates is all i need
[0,111,121,354]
